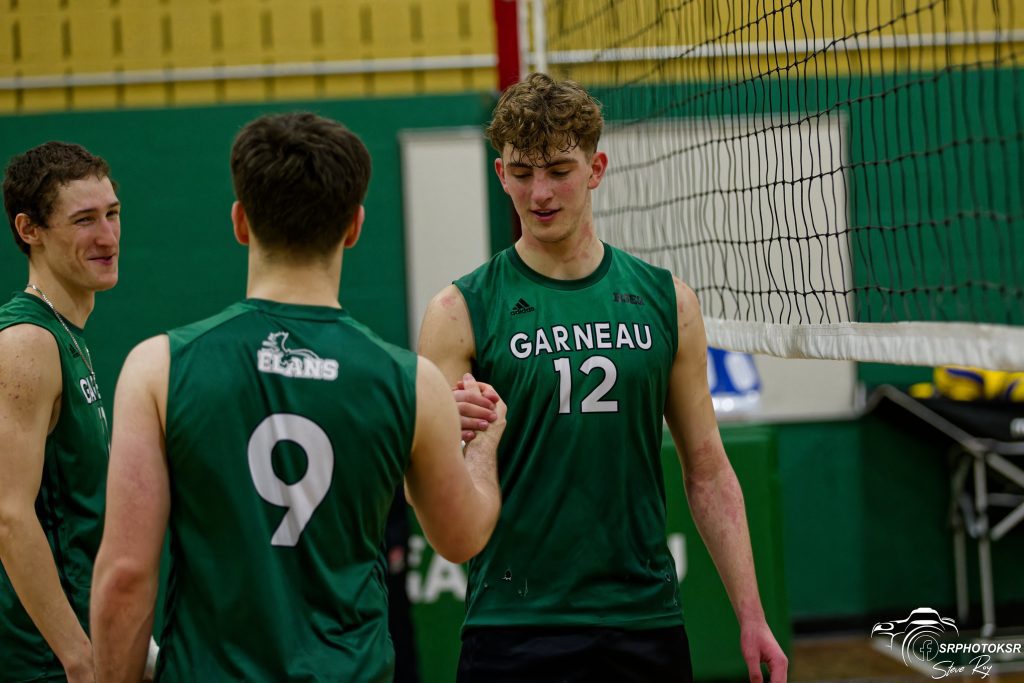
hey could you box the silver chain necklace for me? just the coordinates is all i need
[26,283,99,397]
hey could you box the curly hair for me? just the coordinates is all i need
[486,73,604,161]
[3,142,113,256]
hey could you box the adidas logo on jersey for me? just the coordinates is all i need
[613,292,645,306]
[256,332,339,381]
[510,298,536,316]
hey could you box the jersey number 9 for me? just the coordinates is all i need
[247,413,334,547]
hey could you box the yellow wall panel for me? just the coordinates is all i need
[319,2,363,61]
[322,72,370,99]
[173,80,220,106]
[270,75,319,101]
[0,90,17,114]
[266,3,317,63]
[121,82,171,108]
[66,11,115,73]
[1,16,17,78]
[164,7,217,69]
[118,9,164,71]
[370,71,418,96]
[2,0,1021,114]
[220,5,263,65]
[20,87,69,113]
[70,85,119,110]
[9,13,64,77]
[222,77,269,103]
[363,1,415,59]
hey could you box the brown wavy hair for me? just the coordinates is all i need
[486,73,604,162]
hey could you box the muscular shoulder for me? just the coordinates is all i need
[426,285,472,325]
[420,285,474,387]
[0,324,62,416]
[670,276,707,355]
[671,277,701,317]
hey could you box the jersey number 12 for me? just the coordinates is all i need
[553,356,619,414]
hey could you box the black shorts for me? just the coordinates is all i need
[456,625,693,683]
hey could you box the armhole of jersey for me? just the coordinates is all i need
[403,353,418,471]
[666,271,680,358]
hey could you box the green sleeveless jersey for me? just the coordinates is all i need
[158,299,416,682]
[0,292,109,683]
[454,244,683,630]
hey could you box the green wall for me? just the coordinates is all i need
[0,92,498,399]
[778,415,1024,627]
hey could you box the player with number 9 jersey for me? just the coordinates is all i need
[156,299,415,680]
[90,113,505,683]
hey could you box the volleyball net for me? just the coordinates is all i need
[522,0,1024,369]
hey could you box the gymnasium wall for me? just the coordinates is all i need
[0,0,497,112]
[0,92,497,400]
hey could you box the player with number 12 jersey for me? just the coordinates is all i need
[455,244,680,628]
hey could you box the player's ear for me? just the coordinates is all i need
[343,205,364,249]
[587,151,608,190]
[494,157,510,195]
[231,201,250,245]
[15,213,43,249]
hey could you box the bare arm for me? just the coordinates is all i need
[405,359,504,564]
[663,278,787,683]
[0,324,94,683]
[418,285,496,441]
[91,336,170,683]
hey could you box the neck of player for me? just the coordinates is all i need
[514,220,604,281]
[25,263,95,328]
[245,247,344,309]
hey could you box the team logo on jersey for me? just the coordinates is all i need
[612,292,645,306]
[79,375,100,404]
[256,332,339,381]
[510,298,536,316]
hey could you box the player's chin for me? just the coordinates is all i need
[89,270,119,292]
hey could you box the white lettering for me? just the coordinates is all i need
[322,360,339,381]
[421,554,468,602]
[551,325,570,352]
[972,656,992,678]
[616,323,635,349]
[595,322,612,349]
[534,329,553,356]
[510,333,531,359]
[573,324,593,350]
[256,349,339,381]
[635,324,653,349]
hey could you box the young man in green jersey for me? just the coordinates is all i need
[419,73,788,683]
[0,142,121,683]
[90,112,505,682]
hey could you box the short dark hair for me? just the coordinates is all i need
[230,112,372,258]
[486,72,604,162]
[3,141,113,256]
